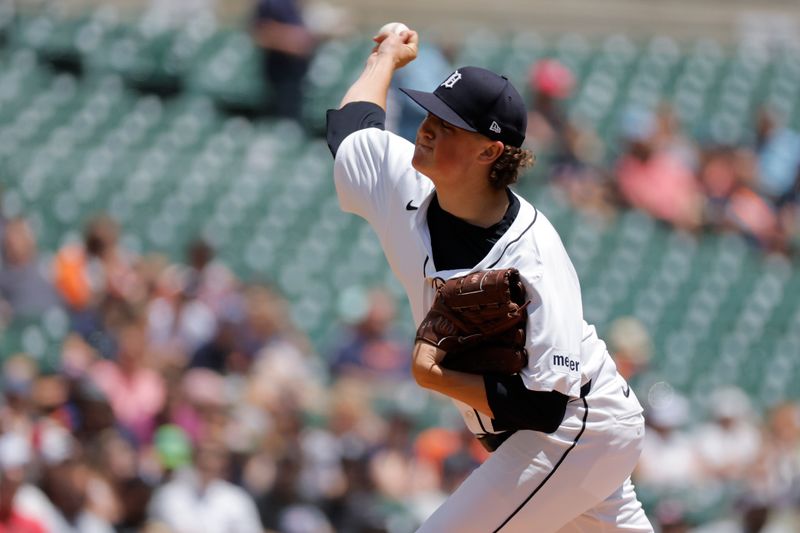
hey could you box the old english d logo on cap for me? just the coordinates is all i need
[441,70,462,89]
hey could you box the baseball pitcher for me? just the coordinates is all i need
[326,25,654,532]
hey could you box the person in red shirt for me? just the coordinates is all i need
[0,434,46,533]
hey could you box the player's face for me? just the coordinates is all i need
[412,113,490,184]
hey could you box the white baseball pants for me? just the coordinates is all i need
[416,398,654,532]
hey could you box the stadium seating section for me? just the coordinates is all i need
[1,7,799,414]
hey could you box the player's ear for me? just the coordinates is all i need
[477,141,505,165]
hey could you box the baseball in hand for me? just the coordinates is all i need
[377,22,409,37]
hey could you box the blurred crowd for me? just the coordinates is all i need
[609,317,800,533]
[523,58,800,256]
[0,3,799,531]
[1,208,799,533]
[0,211,490,533]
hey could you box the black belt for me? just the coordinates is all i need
[477,430,517,453]
[476,380,593,453]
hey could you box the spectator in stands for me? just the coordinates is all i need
[238,283,298,358]
[368,411,438,504]
[739,401,800,532]
[184,238,237,317]
[53,214,143,313]
[0,433,48,533]
[243,283,326,412]
[0,217,60,319]
[328,287,411,382]
[189,315,240,374]
[525,59,615,217]
[147,265,217,365]
[524,58,574,154]
[723,148,784,251]
[606,316,653,391]
[694,386,762,482]
[754,107,800,208]
[635,390,705,490]
[334,454,391,532]
[698,144,782,252]
[653,103,699,173]
[91,428,155,531]
[408,426,484,526]
[549,121,615,219]
[615,107,705,231]
[1,355,38,439]
[699,146,740,228]
[782,201,800,253]
[89,317,166,445]
[252,0,316,120]
[255,448,336,533]
[38,458,118,533]
[65,376,116,445]
[754,107,800,254]
[148,440,263,532]
[176,368,230,444]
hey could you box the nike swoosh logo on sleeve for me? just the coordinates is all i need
[622,385,631,398]
[406,200,418,211]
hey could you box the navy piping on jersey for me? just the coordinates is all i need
[486,207,538,269]
[492,397,589,533]
[475,409,489,433]
[423,255,429,277]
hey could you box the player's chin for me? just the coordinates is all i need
[412,145,432,173]
[411,156,429,175]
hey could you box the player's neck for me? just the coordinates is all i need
[435,182,509,229]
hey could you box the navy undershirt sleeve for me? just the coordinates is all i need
[326,101,387,157]
[484,374,569,434]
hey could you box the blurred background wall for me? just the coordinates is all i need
[13,0,800,44]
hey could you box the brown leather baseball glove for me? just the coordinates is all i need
[415,268,530,375]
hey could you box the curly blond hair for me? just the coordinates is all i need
[489,146,535,189]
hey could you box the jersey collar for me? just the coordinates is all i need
[416,189,538,280]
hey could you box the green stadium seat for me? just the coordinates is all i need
[456,28,504,71]
[189,30,268,112]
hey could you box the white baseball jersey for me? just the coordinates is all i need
[334,127,653,532]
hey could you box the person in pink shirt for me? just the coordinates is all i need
[616,107,704,231]
[89,318,166,444]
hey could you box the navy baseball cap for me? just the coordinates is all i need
[400,66,527,147]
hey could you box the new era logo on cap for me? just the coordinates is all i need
[399,66,527,147]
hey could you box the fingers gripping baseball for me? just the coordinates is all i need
[374,22,410,40]
[415,268,530,375]
[372,22,418,69]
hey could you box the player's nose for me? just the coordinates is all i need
[418,115,435,141]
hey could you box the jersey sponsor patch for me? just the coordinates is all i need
[550,352,580,376]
